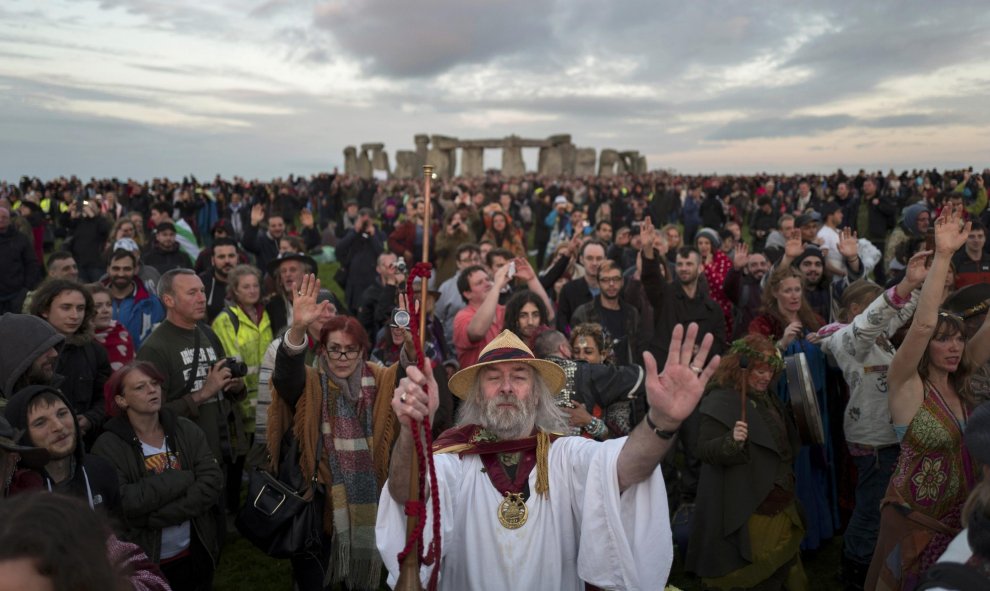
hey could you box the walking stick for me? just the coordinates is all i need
[739,355,748,423]
[395,164,435,591]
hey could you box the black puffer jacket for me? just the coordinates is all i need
[92,408,223,564]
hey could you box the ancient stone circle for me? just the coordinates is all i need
[343,134,648,179]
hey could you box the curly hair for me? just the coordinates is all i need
[29,279,96,336]
[504,290,549,341]
[712,334,781,389]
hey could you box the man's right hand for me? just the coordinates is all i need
[250,204,265,226]
[392,365,439,430]
[194,359,233,404]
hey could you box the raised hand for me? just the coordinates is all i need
[733,242,749,269]
[933,206,971,255]
[784,229,804,259]
[837,228,860,260]
[300,209,314,228]
[904,249,931,287]
[640,217,657,254]
[512,257,536,282]
[250,203,265,226]
[643,323,720,427]
[291,273,332,331]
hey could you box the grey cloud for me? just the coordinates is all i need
[311,0,555,77]
[707,112,954,141]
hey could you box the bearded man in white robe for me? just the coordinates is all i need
[378,323,719,590]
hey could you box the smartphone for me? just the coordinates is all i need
[507,261,516,280]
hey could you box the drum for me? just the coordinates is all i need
[784,352,825,445]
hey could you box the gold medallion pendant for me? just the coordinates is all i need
[497,492,528,529]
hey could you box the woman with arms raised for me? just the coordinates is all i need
[867,206,990,590]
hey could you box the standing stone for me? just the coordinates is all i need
[394,151,417,179]
[636,155,648,174]
[538,146,563,176]
[461,147,484,177]
[575,148,596,176]
[357,148,372,179]
[502,136,526,177]
[414,134,430,163]
[343,146,358,176]
[362,143,389,175]
[599,149,619,176]
[559,143,577,176]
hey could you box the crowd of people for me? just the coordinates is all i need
[1,165,990,590]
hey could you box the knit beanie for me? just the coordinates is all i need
[0,314,64,398]
[792,245,825,268]
[695,227,721,249]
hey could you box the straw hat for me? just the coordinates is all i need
[447,330,566,399]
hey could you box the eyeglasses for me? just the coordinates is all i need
[325,348,362,360]
[598,276,623,284]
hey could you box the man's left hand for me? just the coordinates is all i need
[643,323,719,430]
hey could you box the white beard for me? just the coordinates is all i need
[480,394,536,440]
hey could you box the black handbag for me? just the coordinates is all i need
[235,429,324,559]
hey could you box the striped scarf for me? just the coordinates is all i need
[320,363,382,590]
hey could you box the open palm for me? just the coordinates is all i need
[643,323,720,424]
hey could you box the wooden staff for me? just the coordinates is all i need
[739,356,748,423]
[395,164,434,591]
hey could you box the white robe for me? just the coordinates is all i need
[376,437,673,590]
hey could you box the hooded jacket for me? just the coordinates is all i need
[0,313,65,401]
[102,278,165,350]
[5,385,120,514]
[56,330,111,432]
[92,408,223,565]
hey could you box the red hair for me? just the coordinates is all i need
[103,361,166,417]
[319,315,371,354]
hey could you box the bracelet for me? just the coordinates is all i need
[645,413,678,440]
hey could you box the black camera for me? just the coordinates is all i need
[222,357,248,378]
[394,257,407,274]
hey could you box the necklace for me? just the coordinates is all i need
[481,451,535,529]
[498,492,528,529]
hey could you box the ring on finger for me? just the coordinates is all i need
[689,365,703,374]
[400,393,408,403]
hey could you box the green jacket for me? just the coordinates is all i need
[954,179,988,216]
[211,304,273,424]
[92,409,224,565]
[685,387,801,579]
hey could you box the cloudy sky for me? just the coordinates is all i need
[2,0,988,180]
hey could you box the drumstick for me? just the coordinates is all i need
[739,355,749,423]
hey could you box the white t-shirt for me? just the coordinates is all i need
[141,440,192,560]
[817,225,844,279]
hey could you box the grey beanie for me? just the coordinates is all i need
[695,227,721,249]
[0,313,64,398]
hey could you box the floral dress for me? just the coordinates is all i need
[867,382,978,591]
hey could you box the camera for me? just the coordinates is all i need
[394,257,407,274]
[390,309,411,329]
[222,357,248,378]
